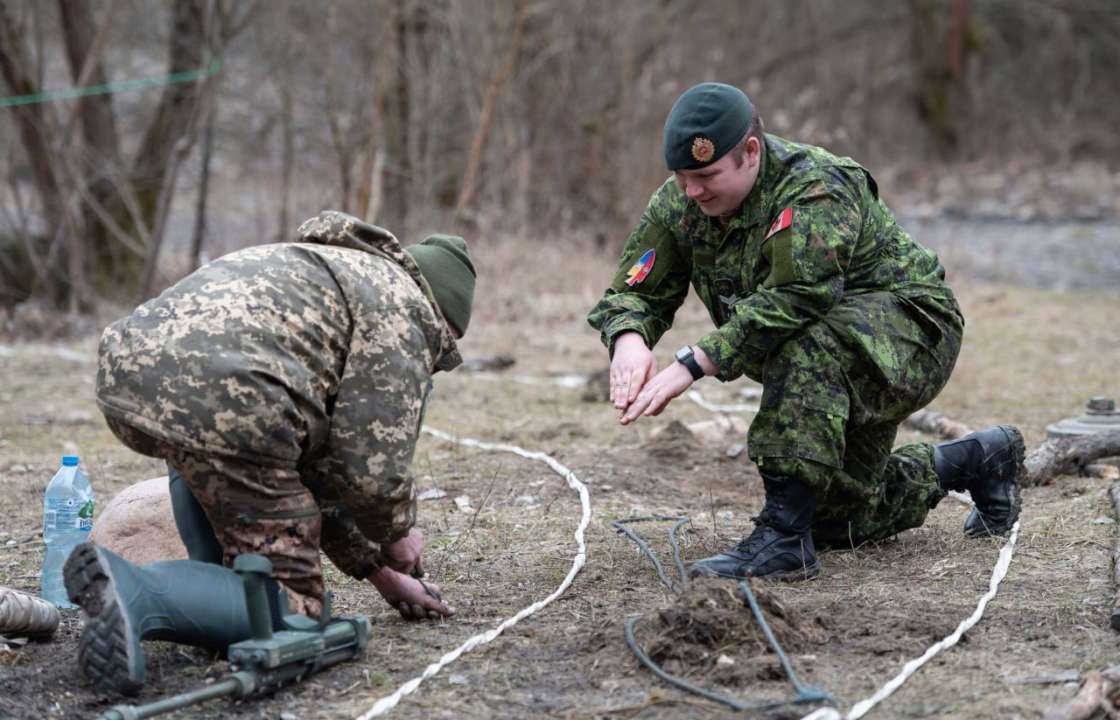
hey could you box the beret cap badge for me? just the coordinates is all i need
[691,136,716,163]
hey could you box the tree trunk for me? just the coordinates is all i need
[909,0,971,158]
[189,91,216,271]
[0,1,64,248]
[324,1,353,211]
[379,0,421,232]
[58,1,121,166]
[129,0,208,299]
[454,0,526,220]
[356,0,394,223]
[58,0,120,312]
[276,78,294,241]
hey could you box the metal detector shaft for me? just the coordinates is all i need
[97,674,250,720]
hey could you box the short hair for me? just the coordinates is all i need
[730,113,765,168]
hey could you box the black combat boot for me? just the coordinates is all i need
[933,425,1024,537]
[689,476,820,581]
[64,542,256,695]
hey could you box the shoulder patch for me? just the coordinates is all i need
[764,207,793,240]
[624,249,657,286]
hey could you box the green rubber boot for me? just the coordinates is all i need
[64,542,254,696]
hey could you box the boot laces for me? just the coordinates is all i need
[734,515,778,553]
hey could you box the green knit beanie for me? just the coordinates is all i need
[405,234,476,336]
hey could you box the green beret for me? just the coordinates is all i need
[663,82,753,171]
[405,234,476,337]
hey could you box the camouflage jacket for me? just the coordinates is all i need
[587,134,962,382]
[96,211,461,576]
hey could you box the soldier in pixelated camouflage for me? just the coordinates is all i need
[587,82,1024,582]
[67,212,475,695]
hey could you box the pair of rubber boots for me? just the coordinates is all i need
[689,425,1026,581]
[63,542,265,696]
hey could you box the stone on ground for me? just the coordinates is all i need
[88,476,187,564]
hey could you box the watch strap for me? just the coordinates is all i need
[676,346,704,381]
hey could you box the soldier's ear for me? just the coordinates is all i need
[746,137,762,166]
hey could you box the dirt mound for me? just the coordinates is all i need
[642,578,825,686]
[642,420,704,461]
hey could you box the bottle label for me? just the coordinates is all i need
[78,499,95,531]
[46,496,92,531]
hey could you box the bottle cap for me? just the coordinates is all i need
[62,456,79,466]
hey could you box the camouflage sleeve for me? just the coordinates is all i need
[311,374,432,581]
[586,186,692,355]
[317,505,383,579]
[312,303,431,558]
[695,171,861,381]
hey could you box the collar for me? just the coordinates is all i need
[736,134,778,231]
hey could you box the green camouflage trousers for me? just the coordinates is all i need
[747,292,963,547]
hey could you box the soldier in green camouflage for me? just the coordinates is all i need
[67,211,475,695]
[587,83,1024,582]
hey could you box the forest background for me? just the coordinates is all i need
[1,0,1119,320]
[3,3,1120,718]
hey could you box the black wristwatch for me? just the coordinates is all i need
[675,345,705,381]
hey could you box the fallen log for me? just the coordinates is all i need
[1024,432,1120,487]
[903,409,973,441]
[904,412,1120,486]
[1043,666,1120,720]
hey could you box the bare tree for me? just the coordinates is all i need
[454,0,526,221]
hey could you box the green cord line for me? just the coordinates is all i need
[0,59,221,108]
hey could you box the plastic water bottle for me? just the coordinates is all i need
[40,455,95,608]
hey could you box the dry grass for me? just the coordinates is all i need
[1,234,1118,719]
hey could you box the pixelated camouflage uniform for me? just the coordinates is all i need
[588,134,964,546]
[96,211,461,615]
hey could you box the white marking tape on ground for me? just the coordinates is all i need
[354,426,592,719]
[799,519,1021,720]
[686,389,760,414]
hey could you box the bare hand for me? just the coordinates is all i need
[381,528,424,577]
[369,566,455,621]
[619,361,695,425]
[610,333,657,412]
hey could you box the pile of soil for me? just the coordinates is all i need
[641,420,704,462]
[642,578,825,687]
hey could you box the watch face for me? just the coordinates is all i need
[676,346,701,379]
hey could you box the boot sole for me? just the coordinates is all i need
[64,543,145,696]
[964,425,1025,538]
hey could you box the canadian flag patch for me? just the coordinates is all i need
[764,207,794,240]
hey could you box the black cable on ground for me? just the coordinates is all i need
[737,580,834,706]
[667,516,690,585]
[615,516,835,714]
[611,516,689,595]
